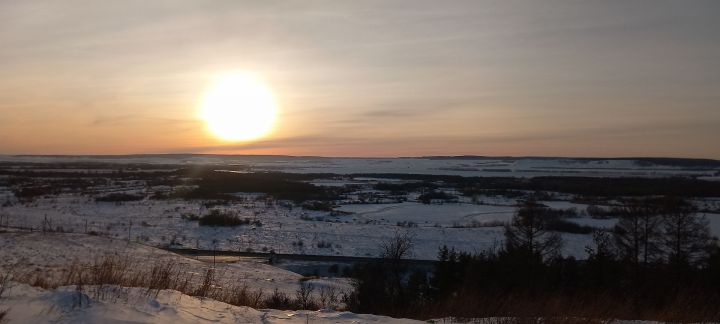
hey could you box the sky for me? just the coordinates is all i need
[1,0,719,158]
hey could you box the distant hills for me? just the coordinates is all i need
[4,154,720,168]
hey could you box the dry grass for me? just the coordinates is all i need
[217,282,265,308]
[0,270,13,299]
[10,254,335,312]
[6,255,717,322]
[0,269,12,322]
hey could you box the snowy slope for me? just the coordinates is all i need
[0,282,421,324]
[0,232,350,296]
[0,282,665,324]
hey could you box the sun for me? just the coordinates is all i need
[199,72,278,141]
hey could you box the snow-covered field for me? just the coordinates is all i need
[0,195,605,259]
[2,192,719,261]
[1,155,719,323]
[0,282,418,324]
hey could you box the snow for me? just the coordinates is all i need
[337,202,516,226]
[0,155,716,322]
[4,193,705,260]
[704,213,720,238]
[0,282,665,324]
[568,218,619,229]
[0,196,518,260]
[1,155,718,262]
[0,232,351,297]
[0,282,421,324]
[2,192,717,261]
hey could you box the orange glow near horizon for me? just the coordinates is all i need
[0,2,718,159]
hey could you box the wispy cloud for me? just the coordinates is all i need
[90,115,195,127]
[1,0,719,157]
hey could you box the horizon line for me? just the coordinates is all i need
[2,153,719,162]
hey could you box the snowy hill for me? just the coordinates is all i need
[0,282,421,324]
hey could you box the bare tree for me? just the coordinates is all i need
[585,230,616,262]
[380,230,415,307]
[613,206,662,265]
[662,210,712,267]
[295,282,316,310]
[504,200,563,261]
[380,230,415,260]
[318,286,339,310]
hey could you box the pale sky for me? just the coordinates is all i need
[1,0,719,158]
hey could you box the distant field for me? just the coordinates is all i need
[0,155,719,261]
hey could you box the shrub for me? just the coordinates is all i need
[316,240,333,248]
[265,288,293,309]
[295,283,317,310]
[181,213,200,221]
[418,190,457,204]
[198,210,261,227]
[302,201,335,211]
[397,221,418,228]
[220,283,264,308]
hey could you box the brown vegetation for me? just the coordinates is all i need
[2,254,342,312]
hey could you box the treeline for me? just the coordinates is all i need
[194,210,262,227]
[0,161,181,170]
[630,157,720,168]
[8,178,106,200]
[0,169,178,180]
[180,170,342,202]
[417,157,720,168]
[346,199,720,321]
[462,176,720,197]
[356,173,720,197]
[373,181,437,194]
[418,190,457,204]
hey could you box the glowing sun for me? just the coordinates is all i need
[199,72,278,141]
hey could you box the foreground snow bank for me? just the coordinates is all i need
[0,282,420,324]
[0,282,670,324]
[0,232,350,296]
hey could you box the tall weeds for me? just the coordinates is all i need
[13,254,333,312]
[0,268,12,321]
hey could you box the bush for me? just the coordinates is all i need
[181,213,200,221]
[302,201,335,211]
[13,186,56,199]
[397,221,418,228]
[198,210,261,227]
[265,288,293,309]
[316,240,333,248]
[418,190,457,204]
[183,171,340,202]
[295,283,317,310]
